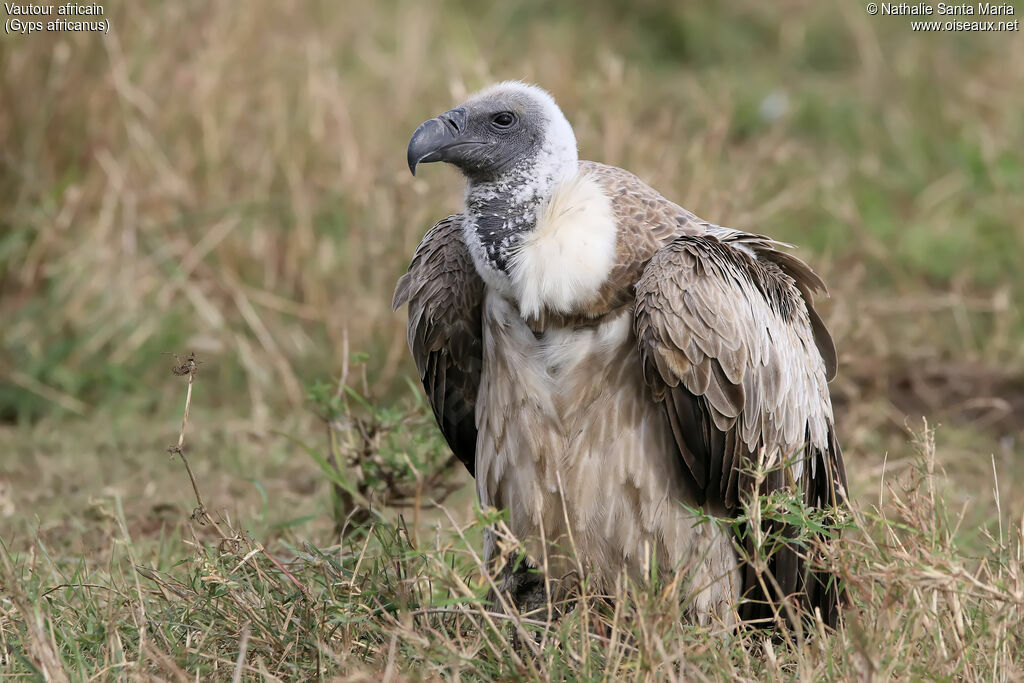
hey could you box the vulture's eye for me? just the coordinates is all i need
[491,112,516,129]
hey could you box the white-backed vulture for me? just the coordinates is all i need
[393,82,847,628]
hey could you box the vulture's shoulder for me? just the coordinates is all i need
[565,161,695,319]
[579,162,836,373]
[580,160,705,244]
[393,215,483,476]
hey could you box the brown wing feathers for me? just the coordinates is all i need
[393,216,483,475]
[634,231,846,627]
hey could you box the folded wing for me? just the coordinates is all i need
[633,230,847,626]
[393,216,484,475]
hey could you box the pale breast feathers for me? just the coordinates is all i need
[507,170,619,320]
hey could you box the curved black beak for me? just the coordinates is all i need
[407,107,471,175]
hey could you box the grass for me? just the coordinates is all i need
[2,0,1023,679]
[1,365,1021,679]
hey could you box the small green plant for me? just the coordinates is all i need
[305,355,464,537]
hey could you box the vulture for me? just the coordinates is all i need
[394,82,847,628]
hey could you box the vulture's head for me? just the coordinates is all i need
[407,82,577,184]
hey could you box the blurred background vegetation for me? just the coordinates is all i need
[1,0,1022,545]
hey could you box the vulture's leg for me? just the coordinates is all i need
[495,554,551,618]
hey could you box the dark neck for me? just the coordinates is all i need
[463,159,568,273]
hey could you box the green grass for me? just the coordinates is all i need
[2,0,1023,678]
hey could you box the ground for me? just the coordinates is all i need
[1,1,1023,679]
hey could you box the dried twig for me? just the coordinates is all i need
[166,352,218,531]
[165,352,312,603]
